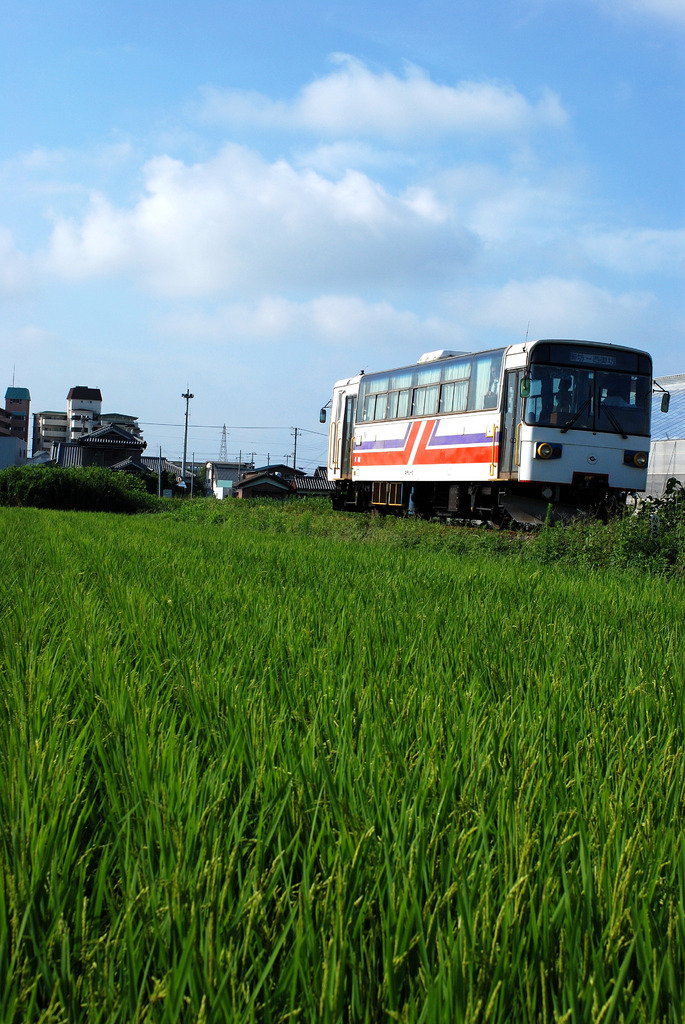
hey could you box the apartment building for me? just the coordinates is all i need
[67,386,103,440]
[0,387,31,442]
[32,411,68,454]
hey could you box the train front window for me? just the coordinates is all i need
[525,366,594,430]
[596,371,651,436]
[524,364,651,436]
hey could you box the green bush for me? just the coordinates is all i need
[0,465,160,513]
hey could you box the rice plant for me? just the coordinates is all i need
[1,504,684,1022]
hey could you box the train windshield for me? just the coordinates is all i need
[523,343,652,437]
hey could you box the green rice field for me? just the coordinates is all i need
[1,501,684,1022]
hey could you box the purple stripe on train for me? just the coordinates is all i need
[355,424,413,451]
[427,422,498,447]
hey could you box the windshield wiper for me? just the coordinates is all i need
[599,402,628,439]
[560,397,591,433]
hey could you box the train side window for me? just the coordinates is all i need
[439,379,468,413]
[412,384,439,417]
[386,391,399,419]
[468,353,503,411]
[375,393,388,420]
[397,389,411,418]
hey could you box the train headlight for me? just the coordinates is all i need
[535,442,562,460]
[623,450,648,468]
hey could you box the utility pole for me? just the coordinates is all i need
[292,427,299,472]
[181,388,194,482]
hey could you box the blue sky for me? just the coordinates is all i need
[1,0,683,467]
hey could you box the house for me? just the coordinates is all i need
[205,459,255,498]
[234,469,297,500]
[234,464,334,500]
[291,466,335,498]
[647,373,685,496]
[141,455,181,478]
[53,423,146,469]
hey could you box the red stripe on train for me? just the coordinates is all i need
[352,421,421,467]
[412,419,496,466]
[413,444,498,466]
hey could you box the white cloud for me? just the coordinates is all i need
[448,166,583,246]
[450,277,654,339]
[157,294,458,350]
[199,56,567,140]
[294,141,410,177]
[44,144,477,297]
[582,228,685,275]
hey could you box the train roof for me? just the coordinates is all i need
[350,338,653,382]
[332,372,364,390]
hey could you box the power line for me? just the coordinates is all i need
[138,421,328,436]
[139,421,291,429]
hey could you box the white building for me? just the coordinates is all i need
[67,386,102,440]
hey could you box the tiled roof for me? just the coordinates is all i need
[5,387,30,400]
[141,456,180,476]
[79,424,145,447]
[293,476,334,494]
[111,457,151,472]
[53,443,83,467]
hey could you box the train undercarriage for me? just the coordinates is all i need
[331,477,627,526]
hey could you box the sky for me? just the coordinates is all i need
[1,0,683,468]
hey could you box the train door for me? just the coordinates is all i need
[340,395,356,477]
[499,369,522,479]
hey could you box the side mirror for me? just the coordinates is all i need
[661,392,670,413]
[520,377,531,399]
[319,407,327,423]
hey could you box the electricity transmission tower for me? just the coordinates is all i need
[219,424,228,461]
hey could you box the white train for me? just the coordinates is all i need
[322,339,669,523]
